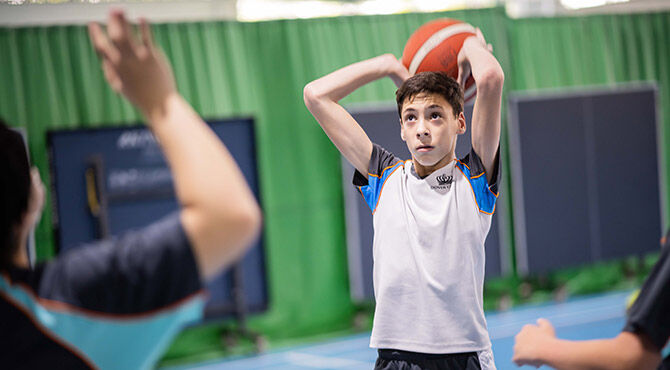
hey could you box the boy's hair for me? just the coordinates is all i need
[395,72,464,119]
[0,119,31,270]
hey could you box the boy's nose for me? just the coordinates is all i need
[416,123,430,138]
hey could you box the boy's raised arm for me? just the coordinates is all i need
[457,29,504,181]
[303,54,409,178]
[88,11,261,281]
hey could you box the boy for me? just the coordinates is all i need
[304,28,504,369]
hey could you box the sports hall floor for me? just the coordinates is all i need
[166,290,630,370]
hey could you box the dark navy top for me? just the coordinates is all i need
[0,213,204,369]
[623,231,670,367]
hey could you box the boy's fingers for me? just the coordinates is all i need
[88,21,121,64]
[88,22,111,59]
[87,22,103,51]
[108,9,136,55]
[476,27,486,42]
[139,18,154,48]
[457,64,470,88]
[536,318,552,330]
[102,60,122,93]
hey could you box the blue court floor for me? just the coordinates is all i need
[170,290,631,370]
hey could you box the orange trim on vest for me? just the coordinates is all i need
[2,272,206,321]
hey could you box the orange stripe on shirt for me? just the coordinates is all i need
[456,159,471,171]
[455,165,496,215]
[373,164,403,214]
[368,161,403,178]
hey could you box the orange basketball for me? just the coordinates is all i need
[401,18,477,103]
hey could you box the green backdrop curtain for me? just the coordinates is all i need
[2,5,670,358]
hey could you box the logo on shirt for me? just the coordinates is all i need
[432,174,453,190]
[436,174,453,186]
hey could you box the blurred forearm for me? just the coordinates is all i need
[537,333,660,370]
[304,53,406,105]
[147,93,261,279]
[88,11,262,280]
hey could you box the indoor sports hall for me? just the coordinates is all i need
[1,1,669,369]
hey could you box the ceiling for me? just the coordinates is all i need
[0,0,669,26]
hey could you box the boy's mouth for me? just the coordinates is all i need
[416,145,434,152]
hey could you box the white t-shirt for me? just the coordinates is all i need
[353,143,499,354]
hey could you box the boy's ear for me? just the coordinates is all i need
[457,112,466,134]
[400,120,407,142]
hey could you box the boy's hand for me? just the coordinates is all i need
[513,318,556,367]
[387,55,411,88]
[25,168,45,229]
[456,28,493,88]
[88,10,177,120]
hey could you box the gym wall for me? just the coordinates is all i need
[1,6,669,347]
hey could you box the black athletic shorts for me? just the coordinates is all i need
[374,349,488,370]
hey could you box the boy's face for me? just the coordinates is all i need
[399,93,466,167]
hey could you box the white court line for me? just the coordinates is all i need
[489,305,625,340]
[488,293,628,340]
[283,334,370,354]
[487,292,629,321]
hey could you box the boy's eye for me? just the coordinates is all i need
[405,114,416,122]
[430,112,441,119]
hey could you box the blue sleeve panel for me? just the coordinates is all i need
[353,144,403,213]
[357,161,404,212]
[456,147,501,215]
[0,213,205,369]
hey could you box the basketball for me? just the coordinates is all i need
[401,18,477,103]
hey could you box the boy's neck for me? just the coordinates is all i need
[412,153,455,178]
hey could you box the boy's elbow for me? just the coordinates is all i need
[187,200,262,280]
[205,193,261,240]
[243,203,263,241]
[477,66,504,94]
[229,200,262,243]
[303,82,320,109]
[617,350,661,370]
[612,332,662,370]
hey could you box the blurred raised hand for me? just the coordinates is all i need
[88,10,176,119]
